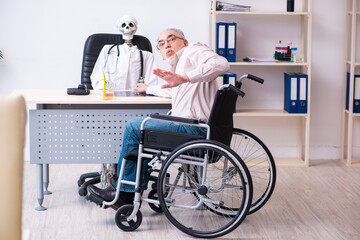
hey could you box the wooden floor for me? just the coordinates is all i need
[22,160,360,240]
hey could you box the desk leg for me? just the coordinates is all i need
[43,164,52,195]
[35,164,47,211]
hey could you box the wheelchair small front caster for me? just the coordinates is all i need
[115,204,142,231]
[148,189,163,213]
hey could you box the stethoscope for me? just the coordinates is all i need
[103,44,144,83]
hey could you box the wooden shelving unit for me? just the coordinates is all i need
[341,0,360,165]
[209,0,312,166]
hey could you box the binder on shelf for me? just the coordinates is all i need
[355,75,360,113]
[346,72,360,113]
[216,22,227,58]
[226,22,237,62]
[224,73,237,113]
[284,72,298,113]
[225,72,237,86]
[346,72,350,110]
[216,74,225,88]
[296,73,308,113]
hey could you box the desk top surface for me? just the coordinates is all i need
[12,89,172,105]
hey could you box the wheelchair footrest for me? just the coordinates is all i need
[86,192,104,207]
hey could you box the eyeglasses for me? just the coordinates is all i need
[156,34,185,49]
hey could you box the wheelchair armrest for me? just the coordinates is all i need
[150,113,199,124]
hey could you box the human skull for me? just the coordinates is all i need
[116,15,138,40]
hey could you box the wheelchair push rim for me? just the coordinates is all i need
[231,128,276,214]
[157,140,253,238]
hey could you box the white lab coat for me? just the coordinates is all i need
[91,44,162,91]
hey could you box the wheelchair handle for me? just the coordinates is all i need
[247,74,264,84]
[236,74,264,90]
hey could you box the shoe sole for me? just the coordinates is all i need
[85,192,123,210]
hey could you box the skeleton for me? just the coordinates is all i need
[99,16,140,187]
[116,15,138,47]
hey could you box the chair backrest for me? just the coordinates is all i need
[0,95,26,240]
[80,33,153,89]
[207,86,240,146]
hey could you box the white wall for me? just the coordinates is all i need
[0,0,358,160]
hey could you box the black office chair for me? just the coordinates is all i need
[77,33,153,196]
[80,33,153,89]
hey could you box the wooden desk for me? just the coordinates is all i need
[13,89,171,210]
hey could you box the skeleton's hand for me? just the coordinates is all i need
[105,81,116,90]
[133,83,148,93]
[153,68,189,89]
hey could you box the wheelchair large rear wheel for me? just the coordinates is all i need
[231,128,276,214]
[157,140,252,238]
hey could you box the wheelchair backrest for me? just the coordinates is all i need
[207,87,238,146]
[80,33,153,89]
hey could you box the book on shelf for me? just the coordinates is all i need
[216,1,251,12]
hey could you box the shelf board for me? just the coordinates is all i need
[214,11,310,16]
[342,158,360,165]
[347,11,360,15]
[346,61,360,66]
[234,109,307,117]
[345,110,360,117]
[229,61,308,66]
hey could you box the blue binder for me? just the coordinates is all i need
[355,75,360,113]
[216,22,227,58]
[346,72,350,111]
[225,73,237,112]
[226,22,237,62]
[225,72,237,86]
[296,73,308,113]
[284,72,298,113]
[346,72,360,113]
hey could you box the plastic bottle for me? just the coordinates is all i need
[287,0,294,12]
[286,42,292,61]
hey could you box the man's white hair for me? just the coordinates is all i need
[158,28,186,41]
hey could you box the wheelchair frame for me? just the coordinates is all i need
[93,75,276,238]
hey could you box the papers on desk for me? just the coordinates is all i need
[114,90,137,97]
[216,1,251,12]
[243,56,279,62]
[113,90,147,97]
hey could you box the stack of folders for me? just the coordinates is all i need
[346,72,360,113]
[217,73,237,113]
[284,72,308,113]
[216,22,237,62]
[216,1,251,12]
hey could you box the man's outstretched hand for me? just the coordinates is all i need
[153,68,189,88]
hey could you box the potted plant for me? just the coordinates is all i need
[0,50,3,59]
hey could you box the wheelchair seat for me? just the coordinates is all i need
[142,84,242,151]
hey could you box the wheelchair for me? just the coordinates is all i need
[95,74,276,238]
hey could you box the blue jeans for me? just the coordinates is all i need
[117,117,207,192]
